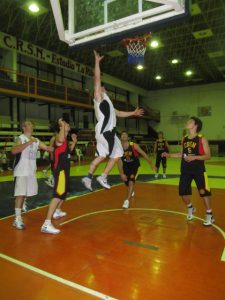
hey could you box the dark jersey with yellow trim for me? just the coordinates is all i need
[156,139,168,154]
[122,142,140,169]
[181,134,205,173]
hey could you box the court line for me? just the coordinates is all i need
[221,248,225,262]
[59,208,225,261]
[0,253,118,300]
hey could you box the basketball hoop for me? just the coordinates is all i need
[122,33,151,64]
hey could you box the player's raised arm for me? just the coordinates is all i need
[115,107,144,118]
[93,50,104,102]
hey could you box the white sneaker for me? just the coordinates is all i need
[203,213,215,226]
[22,200,28,212]
[96,175,111,189]
[81,177,93,191]
[163,174,166,178]
[13,216,25,229]
[45,180,54,188]
[187,206,196,220]
[53,209,67,219]
[155,174,159,178]
[122,199,129,209]
[41,223,60,234]
[131,191,135,197]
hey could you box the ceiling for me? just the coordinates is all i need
[0,0,225,90]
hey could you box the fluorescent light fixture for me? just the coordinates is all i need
[150,40,159,48]
[185,70,193,76]
[137,65,144,70]
[155,75,162,80]
[28,3,40,13]
[171,59,179,64]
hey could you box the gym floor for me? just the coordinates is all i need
[0,157,225,300]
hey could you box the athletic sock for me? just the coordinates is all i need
[15,208,22,217]
[187,203,193,208]
[87,173,93,179]
[206,210,212,214]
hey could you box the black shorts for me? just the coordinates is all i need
[123,164,139,185]
[156,154,166,169]
[53,169,69,200]
[179,172,211,197]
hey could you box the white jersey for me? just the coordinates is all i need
[94,93,117,135]
[13,134,40,177]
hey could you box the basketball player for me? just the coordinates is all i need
[162,117,214,226]
[41,118,77,234]
[12,121,53,229]
[118,131,156,208]
[82,50,144,191]
[154,131,169,178]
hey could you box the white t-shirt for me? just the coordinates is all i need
[13,134,40,177]
[94,93,117,135]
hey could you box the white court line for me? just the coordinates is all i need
[60,208,225,261]
[221,248,225,262]
[0,253,118,300]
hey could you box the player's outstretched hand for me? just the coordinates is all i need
[46,146,54,152]
[150,163,157,171]
[161,152,169,158]
[133,107,144,117]
[94,50,104,63]
[184,155,196,162]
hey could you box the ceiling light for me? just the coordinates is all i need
[171,59,179,64]
[185,70,193,76]
[150,40,159,48]
[28,3,40,13]
[155,75,162,80]
[137,65,144,70]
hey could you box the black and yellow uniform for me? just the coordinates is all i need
[53,140,70,200]
[155,139,168,169]
[179,134,211,197]
[122,142,140,185]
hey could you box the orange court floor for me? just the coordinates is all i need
[1,180,225,300]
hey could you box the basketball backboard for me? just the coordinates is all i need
[50,0,190,47]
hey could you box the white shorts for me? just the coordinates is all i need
[14,176,38,197]
[95,131,123,158]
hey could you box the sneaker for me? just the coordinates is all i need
[13,216,25,230]
[187,206,196,221]
[53,210,67,219]
[122,199,129,209]
[96,175,111,189]
[22,200,28,212]
[131,191,135,197]
[203,213,215,226]
[81,177,93,191]
[155,174,159,178]
[41,223,60,234]
[163,174,166,178]
[45,180,54,188]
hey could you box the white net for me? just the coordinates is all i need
[126,39,147,58]
[123,34,151,63]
